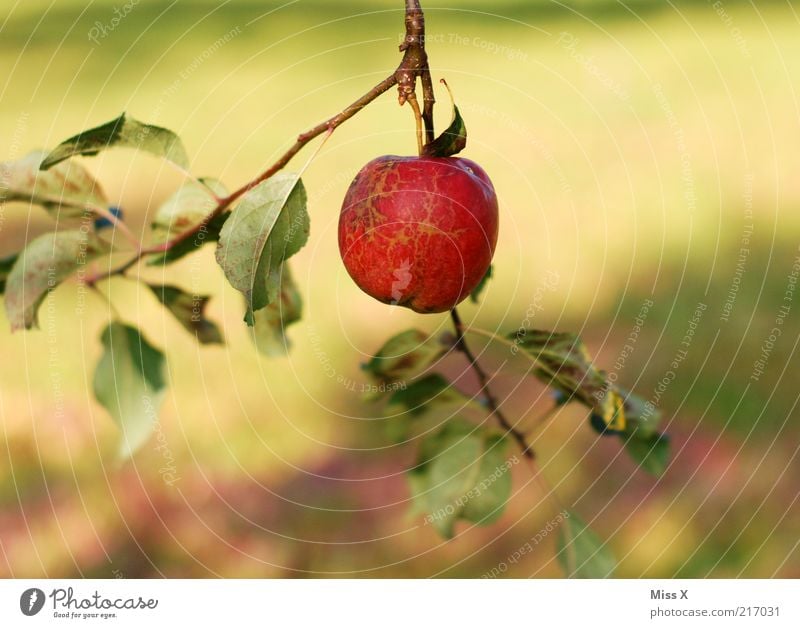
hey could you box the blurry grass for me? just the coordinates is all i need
[1,0,799,577]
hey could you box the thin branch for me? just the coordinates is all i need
[220,74,400,212]
[86,0,435,285]
[450,307,534,459]
[142,74,399,260]
[398,0,435,142]
[84,254,141,286]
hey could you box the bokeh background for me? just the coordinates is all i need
[1,0,799,577]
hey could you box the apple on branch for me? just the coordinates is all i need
[338,93,499,313]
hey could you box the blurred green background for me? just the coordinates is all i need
[1,0,799,577]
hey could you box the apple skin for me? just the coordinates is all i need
[338,155,498,313]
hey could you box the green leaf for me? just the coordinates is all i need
[249,263,302,356]
[556,511,616,578]
[624,432,670,477]
[4,229,107,331]
[148,211,229,266]
[147,283,223,345]
[422,101,467,158]
[514,330,625,431]
[363,330,446,397]
[147,178,228,266]
[406,468,430,518]
[384,374,476,443]
[40,113,189,171]
[0,253,17,294]
[588,388,670,475]
[1,150,108,218]
[470,265,492,303]
[618,388,660,437]
[150,178,225,240]
[386,374,473,417]
[410,420,482,537]
[215,173,309,325]
[460,434,512,526]
[93,323,167,460]
[408,420,513,538]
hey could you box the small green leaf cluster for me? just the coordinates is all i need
[1,114,307,459]
[513,331,670,476]
[363,330,513,539]
[360,298,669,576]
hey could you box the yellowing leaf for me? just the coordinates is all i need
[514,330,625,431]
[1,150,108,218]
[4,229,106,330]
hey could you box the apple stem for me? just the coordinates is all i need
[449,307,535,460]
[408,94,425,155]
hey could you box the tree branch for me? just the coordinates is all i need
[86,0,436,284]
[398,0,435,142]
[450,307,535,459]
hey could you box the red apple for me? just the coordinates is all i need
[338,155,498,313]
